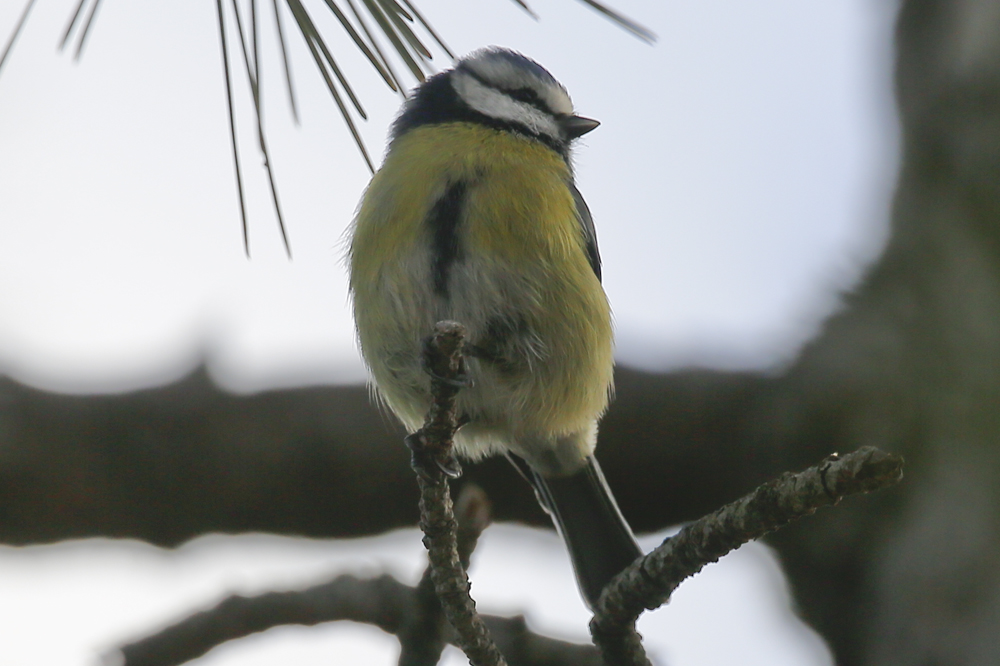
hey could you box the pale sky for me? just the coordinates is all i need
[0,2,899,664]
[0,0,899,394]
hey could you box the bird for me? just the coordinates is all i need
[348,46,641,609]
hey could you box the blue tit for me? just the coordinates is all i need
[348,47,641,609]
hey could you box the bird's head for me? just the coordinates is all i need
[392,47,599,157]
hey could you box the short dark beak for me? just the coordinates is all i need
[560,115,600,139]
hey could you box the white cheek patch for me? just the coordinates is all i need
[538,86,573,118]
[452,71,562,141]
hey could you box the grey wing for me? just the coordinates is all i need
[569,181,602,282]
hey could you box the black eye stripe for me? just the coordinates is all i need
[461,68,553,116]
[507,87,541,105]
[508,88,552,107]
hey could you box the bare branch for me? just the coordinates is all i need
[408,321,508,666]
[114,572,601,666]
[590,446,904,665]
[117,574,409,666]
[398,483,490,666]
[397,565,448,666]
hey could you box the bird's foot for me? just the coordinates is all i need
[406,431,463,479]
[421,337,473,387]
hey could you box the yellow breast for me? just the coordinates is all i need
[350,123,613,441]
[352,123,580,276]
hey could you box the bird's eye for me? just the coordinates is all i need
[507,87,542,106]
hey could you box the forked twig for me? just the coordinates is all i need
[590,446,904,665]
[407,321,508,666]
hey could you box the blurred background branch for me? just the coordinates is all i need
[114,484,604,666]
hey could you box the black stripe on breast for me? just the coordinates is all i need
[428,180,468,298]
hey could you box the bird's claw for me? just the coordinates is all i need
[406,432,463,479]
[436,455,463,478]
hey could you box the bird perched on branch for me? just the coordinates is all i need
[348,47,641,609]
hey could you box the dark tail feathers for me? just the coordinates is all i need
[509,454,642,609]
